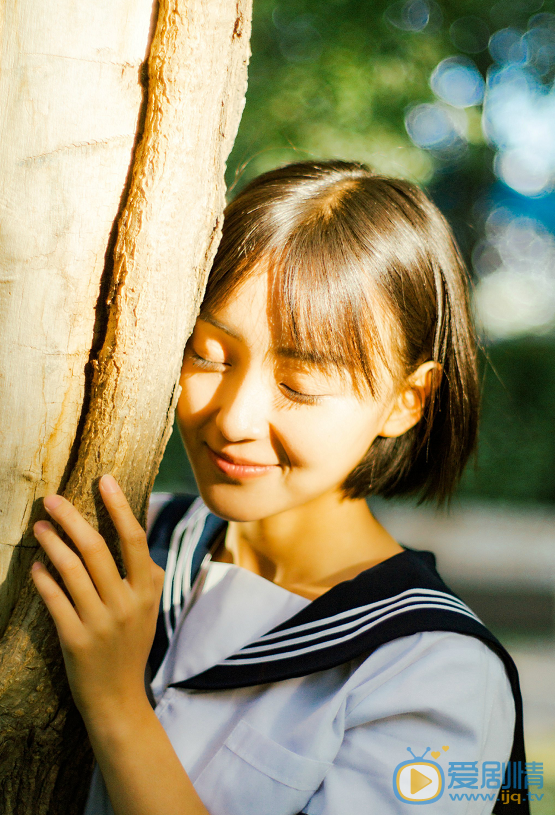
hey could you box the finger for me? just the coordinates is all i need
[99,475,152,590]
[31,560,84,644]
[33,520,106,622]
[42,493,123,605]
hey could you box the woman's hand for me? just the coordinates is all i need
[31,475,165,723]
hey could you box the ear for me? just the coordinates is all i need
[378,361,441,438]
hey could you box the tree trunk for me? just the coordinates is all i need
[0,0,251,811]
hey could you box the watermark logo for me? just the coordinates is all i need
[393,747,447,804]
[392,751,544,805]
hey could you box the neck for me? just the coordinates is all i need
[221,491,403,600]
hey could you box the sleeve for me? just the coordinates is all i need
[303,631,516,815]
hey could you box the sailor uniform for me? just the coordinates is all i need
[84,495,527,815]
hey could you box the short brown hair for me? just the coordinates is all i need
[201,160,479,504]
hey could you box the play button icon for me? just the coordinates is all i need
[394,760,444,803]
[411,768,433,795]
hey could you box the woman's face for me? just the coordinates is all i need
[176,271,397,522]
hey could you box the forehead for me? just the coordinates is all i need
[203,270,269,342]
[199,272,344,369]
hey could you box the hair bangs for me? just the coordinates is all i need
[267,223,395,399]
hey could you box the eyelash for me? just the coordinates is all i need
[279,384,323,406]
[190,352,323,406]
[189,351,227,371]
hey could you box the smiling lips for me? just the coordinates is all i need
[205,444,279,479]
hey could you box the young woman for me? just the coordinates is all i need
[31,161,526,815]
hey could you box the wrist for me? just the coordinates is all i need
[81,689,155,747]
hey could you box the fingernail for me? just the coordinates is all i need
[34,521,52,534]
[100,474,118,493]
[31,562,44,573]
[44,495,63,512]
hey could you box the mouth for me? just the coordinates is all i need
[205,444,279,480]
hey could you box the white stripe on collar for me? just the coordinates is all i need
[229,589,481,657]
[249,587,479,646]
[219,598,481,666]
[163,498,209,640]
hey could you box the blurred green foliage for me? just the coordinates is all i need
[226,0,458,186]
[154,0,555,505]
[226,1,438,184]
[225,0,555,189]
[460,336,555,503]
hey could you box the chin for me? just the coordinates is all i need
[195,482,281,523]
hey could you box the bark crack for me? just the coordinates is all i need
[20,136,135,164]
[25,53,144,68]
[55,2,161,501]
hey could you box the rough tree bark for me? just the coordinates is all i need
[0,0,251,812]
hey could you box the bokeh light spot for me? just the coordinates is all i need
[272,11,323,63]
[495,150,554,197]
[473,212,555,339]
[523,26,555,76]
[404,102,467,155]
[483,60,555,198]
[489,28,528,64]
[384,0,431,32]
[430,57,485,107]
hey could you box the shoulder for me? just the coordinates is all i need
[303,633,515,814]
[348,631,512,696]
[335,549,515,728]
[344,630,515,750]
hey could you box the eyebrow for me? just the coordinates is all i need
[199,314,342,370]
[198,314,243,341]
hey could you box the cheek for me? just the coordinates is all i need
[177,373,220,427]
[281,403,383,471]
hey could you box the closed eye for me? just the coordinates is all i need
[279,384,324,406]
[189,351,227,371]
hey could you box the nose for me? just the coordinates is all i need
[215,366,272,443]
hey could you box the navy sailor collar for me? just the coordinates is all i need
[171,546,511,691]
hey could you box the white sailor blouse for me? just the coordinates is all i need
[84,495,528,815]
